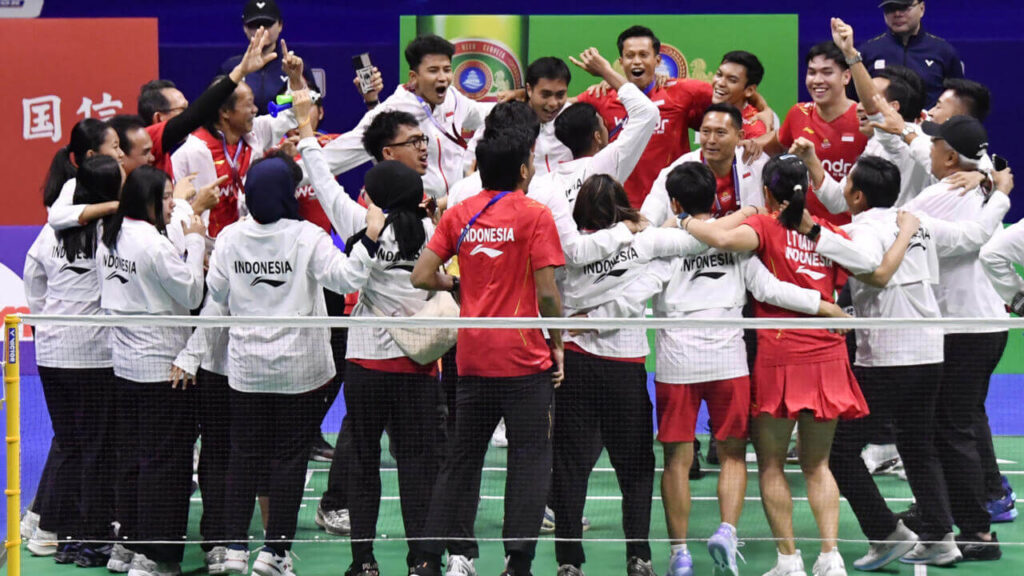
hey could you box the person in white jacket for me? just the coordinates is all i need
[209,153,384,576]
[23,155,123,566]
[980,215,1024,315]
[97,165,207,576]
[642,104,767,227]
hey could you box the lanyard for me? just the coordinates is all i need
[414,92,468,149]
[219,133,247,190]
[608,80,656,140]
[455,191,510,255]
[702,152,741,215]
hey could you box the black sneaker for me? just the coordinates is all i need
[689,438,704,480]
[53,541,81,564]
[706,436,720,466]
[626,557,657,576]
[956,532,1002,561]
[410,561,442,576]
[310,433,335,462]
[346,560,381,576]
[895,502,925,535]
[74,543,112,568]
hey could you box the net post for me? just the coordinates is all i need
[3,315,21,576]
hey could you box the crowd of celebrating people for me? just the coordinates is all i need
[18,1,1024,576]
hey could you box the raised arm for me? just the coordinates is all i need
[832,18,879,115]
[310,206,383,295]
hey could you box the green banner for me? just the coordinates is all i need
[400,14,799,115]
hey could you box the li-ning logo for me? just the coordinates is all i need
[594,268,628,284]
[469,245,503,258]
[59,263,91,276]
[693,270,726,281]
[251,277,285,288]
[795,265,826,281]
[105,271,129,284]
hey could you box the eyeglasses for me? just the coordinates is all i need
[161,106,187,116]
[384,135,430,150]
[884,1,921,14]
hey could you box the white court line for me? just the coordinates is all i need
[192,495,916,503]
[915,563,928,576]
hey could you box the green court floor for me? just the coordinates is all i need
[13,436,1024,576]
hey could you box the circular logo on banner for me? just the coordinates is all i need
[453,38,524,101]
[455,60,493,100]
[657,43,689,79]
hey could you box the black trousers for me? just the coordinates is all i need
[345,362,444,567]
[317,325,350,512]
[830,363,951,540]
[439,346,479,559]
[198,370,231,550]
[937,332,1007,534]
[30,440,60,517]
[224,385,323,554]
[121,378,197,564]
[113,377,140,546]
[419,371,553,571]
[553,351,654,566]
[36,366,116,540]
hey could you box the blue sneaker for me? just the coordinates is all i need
[987,490,1018,523]
[708,524,743,576]
[668,549,693,576]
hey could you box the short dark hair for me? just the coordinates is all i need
[554,102,602,158]
[617,25,660,56]
[573,174,640,231]
[476,133,531,191]
[526,57,571,87]
[943,78,991,122]
[204,75,240,134]
[108,114,148,156]
[666,162,717,216]
[720,50,764,87]
[485,101,540,147]
[362,111,420,161]
[404,35,455,71]
[805,41,849,71]
[876,65,925,121]
[137,79,177,126]
[850,155,901,209]
[703,102,744,133]
[880,76,917,123]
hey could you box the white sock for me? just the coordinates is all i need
[670,543,687,556]
[719,522,737,536]
[778,550,801,562]
[819,548,840,559]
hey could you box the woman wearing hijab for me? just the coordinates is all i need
[210,153,384,576]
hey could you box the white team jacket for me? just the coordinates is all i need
[97,220,206,382]
[980,217,1024,305]
[24,225,112,369]
[206,217,374,394]
[817,197,1008,367]
[904,179,1009,333]
[642,146,767,226]
[319,85,487,198]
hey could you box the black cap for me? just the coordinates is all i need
[878,0,915,7]
[243,0,281,25]
[922,115,989,161]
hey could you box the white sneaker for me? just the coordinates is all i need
[20,510,39,539]
[491,419,508,448]
[446,554,477,576]
[853,520,918,571]
[252,548,296,576]
[861,444,900,476]
[206,546,229,575]
[811,549,846,576]
[126,552,182,576]
[763,550,807,576]
[899,532,962,566]
[107,543,135,573]
[315,505,351,535]
[223,547,251,574]
[26,528,58,556]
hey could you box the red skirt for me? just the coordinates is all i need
[752,355,869,421]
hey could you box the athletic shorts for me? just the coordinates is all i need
[655,376,751,443]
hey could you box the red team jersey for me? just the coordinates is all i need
[146,121,175,178]
[193,127,253,238]
[744,213,849,363]
[287,132,338,234]
[577,79,713,209]
[427,189,565,378]
[777,102,867,226]
[740,103,768,140]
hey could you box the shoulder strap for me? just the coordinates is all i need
[455,191,511,255]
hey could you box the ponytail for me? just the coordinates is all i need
[41,118,110,207]
[762,154,809,230]
[42,147,76,208]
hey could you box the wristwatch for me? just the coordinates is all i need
[845,51,863,67]
[804,224,822,242]
[901,123,915,140]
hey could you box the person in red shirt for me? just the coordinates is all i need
[776,42,868,226]
[712,51,770,140]
[683,155,869,576]
[575,26,714,209]
[411,126,565,576]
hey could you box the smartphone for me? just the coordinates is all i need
[352,53,374,95]
[993,154,1008,172]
